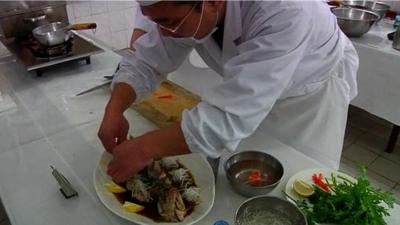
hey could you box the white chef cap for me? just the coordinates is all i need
[137,0,161,6]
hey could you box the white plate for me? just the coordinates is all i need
[285,168,356,202]
[93,152,215,225]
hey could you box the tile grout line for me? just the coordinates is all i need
[340,154,392,186]
[364,156,400,185]
[342,148,379,168]
[367,169,399,185]
[368,155,379,167]
[342,129,366,151]
[380,154,400,167]
[354,137,400,166]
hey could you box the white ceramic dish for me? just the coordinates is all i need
[93,152,215,225]
[285,168,356,202]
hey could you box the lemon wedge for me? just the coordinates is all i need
[104,182,127,193]
[293,179,314,197]
[123,201,144,213]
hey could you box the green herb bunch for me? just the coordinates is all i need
[296,167,395,225]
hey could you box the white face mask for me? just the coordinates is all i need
[191,27,218,44]
[190,2,219,44]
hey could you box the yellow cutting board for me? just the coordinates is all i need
[131,81,200,128]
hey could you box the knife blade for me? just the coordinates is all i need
[75,80,112,96]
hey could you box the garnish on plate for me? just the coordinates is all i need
[104,181,127,193]
[312,173,330,192]
[291,167,395,225]
[122,201,145,213]
[293,179,314,197]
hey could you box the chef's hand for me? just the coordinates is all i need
[98,109,129,153]
[107,137,153,183]
[107,123,191,183]
[98,83,136,153]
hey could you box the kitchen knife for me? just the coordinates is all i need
[75,80,112,96]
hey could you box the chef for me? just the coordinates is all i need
[99,0,359,183]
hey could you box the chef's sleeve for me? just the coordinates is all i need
[181,6,313,158]
[134,7,153,32]
[112,24,193,102]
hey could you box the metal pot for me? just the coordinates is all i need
[332,7,379,37]
[341,1,390,22]
[23,14,48,31]
[235,196,307,225]
[32,22,97,46]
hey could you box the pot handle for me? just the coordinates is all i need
[66,23,97,30]
[23,15,47,23]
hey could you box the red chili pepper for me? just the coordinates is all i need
[312,173,330,192]
[247,170,267,186]
[157,94,174,100]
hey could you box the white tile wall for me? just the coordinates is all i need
[111,30,129,50]
[66,0,137,50]
[90,1,108,15]
[73,1,91,19]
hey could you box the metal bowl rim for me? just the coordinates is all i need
[234,195,308,225]
[32,21,68,36]
[372,2,391,10]
[341,0,390,12]
[224,151,284,189]
[332,7,380,21]
[341,1,390,10]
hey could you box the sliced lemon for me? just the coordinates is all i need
[104,182,127,193]
[293,179,314,197]
[123,201,144,213]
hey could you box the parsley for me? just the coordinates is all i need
[295,167,395,225]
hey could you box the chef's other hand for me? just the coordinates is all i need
[98,109,129,153]
[107,137,152,183]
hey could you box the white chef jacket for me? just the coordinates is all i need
[113,1,358,167]
[133,6,153,32]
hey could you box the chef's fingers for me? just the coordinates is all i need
[112,174,126,184]
[108,165,127,183]
[117,132,127,145]
[107,161,118,176]
[98,131,118,153]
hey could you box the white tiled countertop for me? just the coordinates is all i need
[350,21,399,55]
[0,35,399,225]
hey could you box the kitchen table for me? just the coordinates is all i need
[0,34,399,225]
[350,21,400,153]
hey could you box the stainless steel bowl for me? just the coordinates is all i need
[235,196,307,225]
[332,7,379,37]
[32,22,72,46]
[341,1,390,21]
[224,151,284,197]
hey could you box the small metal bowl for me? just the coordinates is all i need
[341,1,390,21]
[224,151,284,197]
[332,7,379,37]
[235,196,307,225]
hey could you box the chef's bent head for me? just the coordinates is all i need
[138,1,224,39]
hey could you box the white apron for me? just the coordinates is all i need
[260,45,351,170]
